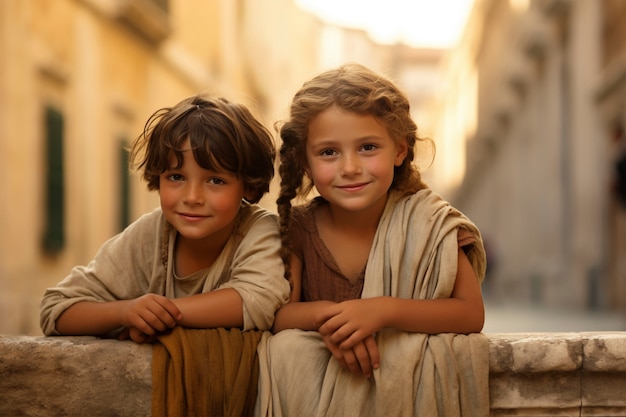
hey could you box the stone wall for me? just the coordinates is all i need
[1,332,625,416]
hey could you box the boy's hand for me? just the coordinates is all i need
[121,294,182,336]
[118,327,157,344]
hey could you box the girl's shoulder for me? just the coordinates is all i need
[291,197,325,232]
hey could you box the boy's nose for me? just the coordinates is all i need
[183,183,204,204]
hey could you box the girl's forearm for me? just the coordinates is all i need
[378,296,484,334]
[272,300,336,333]
[171,288,244,329]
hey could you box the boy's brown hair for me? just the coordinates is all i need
[130,95,275,203]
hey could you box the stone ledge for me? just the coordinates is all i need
[1,332,625,417]
[487,332,626,416]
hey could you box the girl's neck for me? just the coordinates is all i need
[324,193,388,232]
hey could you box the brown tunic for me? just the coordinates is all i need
[289,198,364,302]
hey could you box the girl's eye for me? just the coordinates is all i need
[320,149,337,157]
[361,144,377,152]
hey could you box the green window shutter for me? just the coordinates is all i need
[42,106,65,253]
[119,139,131,231]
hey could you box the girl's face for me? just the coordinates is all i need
[159,139,247,244]
[305,105,407,214]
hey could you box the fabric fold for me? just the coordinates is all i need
[256,189,490,417]
[153,327,267,417]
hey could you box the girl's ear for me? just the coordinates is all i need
[394,139,409,166]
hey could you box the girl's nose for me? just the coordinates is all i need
[340,154,362,176]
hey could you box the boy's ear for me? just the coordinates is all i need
[243,187,258,203]
[394,139,409,166]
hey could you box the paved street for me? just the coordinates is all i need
[483,301,626,333]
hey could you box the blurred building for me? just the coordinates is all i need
[0,0,324,335]
[433,0,626,313]
[0,0,444,335]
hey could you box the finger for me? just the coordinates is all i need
[352,342,373,378]
[141,298,181,331]
[330,324,357,345]
[341,347,362,376]
[322,337,349,371]
[137,308,169,333]
[153,297,183,323]
[314,305,342,329]
[364,336,380,370]
[318,314,348,337]
[129,327,150,344]
[117,327,130,341]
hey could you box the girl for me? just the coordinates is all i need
[256,64,488,417]
[40,95,290,343]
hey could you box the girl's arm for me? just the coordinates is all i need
[272,255,336,332]
[318,248,484,349]
[273,254,380,377]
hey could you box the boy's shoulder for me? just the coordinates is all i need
[117,207,165,240]
[237,203,278,232]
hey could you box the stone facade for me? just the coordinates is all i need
[1,333,625,416]
[432,0,626,313]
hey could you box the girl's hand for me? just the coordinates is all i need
[321,332,379,378]
[121,294,182,336]
[316,298,385,350]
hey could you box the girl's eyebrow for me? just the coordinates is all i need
[311,135,385,147]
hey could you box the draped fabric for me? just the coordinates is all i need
[153,327,269,417]
[256,189,489,417]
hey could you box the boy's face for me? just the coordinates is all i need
[159,139,246,245]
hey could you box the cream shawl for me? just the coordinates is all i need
[256,189,489,417]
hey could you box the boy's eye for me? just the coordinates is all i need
[208,177,225,185]
[362,144,377,151]
[168,174,184,181]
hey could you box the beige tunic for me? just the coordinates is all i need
[40,203,290,335]
[256,189,489,417]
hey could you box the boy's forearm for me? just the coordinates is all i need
[55,300,126,336]
[171,288,244,329]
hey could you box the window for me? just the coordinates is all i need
[118,139,131,231]
[42,106,65,253]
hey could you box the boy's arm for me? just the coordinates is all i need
[170,288,244,328]
[55,294,182,336]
